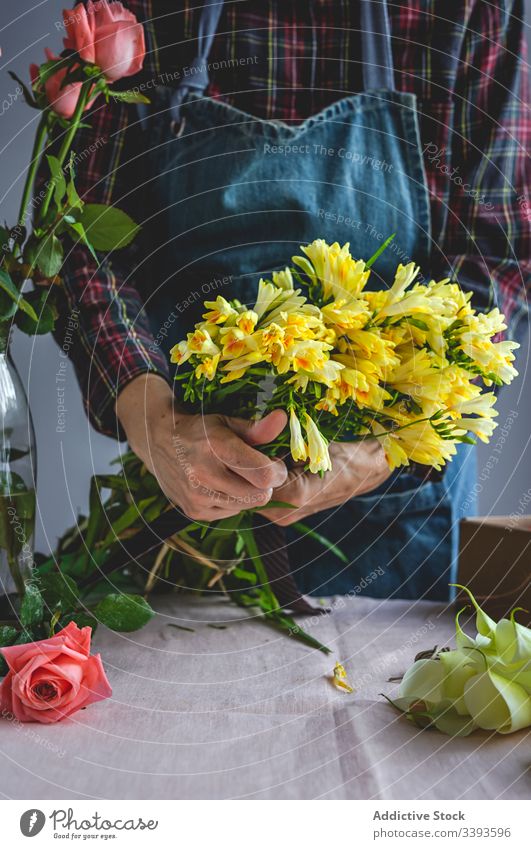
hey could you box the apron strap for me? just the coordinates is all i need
[138,0,395,127]
[361,0,396,91]
[170,0,225,121]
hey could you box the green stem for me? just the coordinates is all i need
[240,524,278,610]
[17,112,48,229]
[38,80,92,224]
[7,553,26,598]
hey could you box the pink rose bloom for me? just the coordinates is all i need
[0,622,112,724]
[30,49,94,119]
[63,0,146,83]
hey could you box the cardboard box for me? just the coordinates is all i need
[457,516,531,625]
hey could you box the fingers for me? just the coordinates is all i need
[226,410,287,446]
[216,428,288,490]
[259,467,314,526]
[170,456,274,521]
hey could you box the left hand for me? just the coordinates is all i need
[260,439,392,526]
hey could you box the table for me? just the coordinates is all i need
[0,595,529,799]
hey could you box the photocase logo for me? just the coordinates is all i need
[20,809,46,837]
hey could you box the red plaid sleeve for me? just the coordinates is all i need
[52,90,169,438]
[429,0,531,337]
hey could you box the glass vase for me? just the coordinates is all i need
[0,323,36,598]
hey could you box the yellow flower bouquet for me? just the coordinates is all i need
[171,238,518,473]
[143,237,519,653]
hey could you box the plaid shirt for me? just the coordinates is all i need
[54,0,531,437]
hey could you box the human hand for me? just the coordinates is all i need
[260,439,391,526]
[116,374,288,521]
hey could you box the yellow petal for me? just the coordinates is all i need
[333,662,354,693]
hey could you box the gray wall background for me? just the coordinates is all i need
[1,1,530,556]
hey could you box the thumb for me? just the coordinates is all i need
[225,409,288,446]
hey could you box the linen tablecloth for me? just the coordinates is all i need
[0,595,529,799]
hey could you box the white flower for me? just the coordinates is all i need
[304,414,332,474]
[289,409,307,462]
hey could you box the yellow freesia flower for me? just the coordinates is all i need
[220,368,247,383]
[288,359,344,391]
[253,278,283,318]
[321,299,370,333]
[449,391,498,420]
[172,328,220,364]
[295,239,370,300]
[289,409,307,462]
[220,326,257,360]
[272,267,295,290]
[169,340,188,365]
[278,340,330,375]
[451,415,498,443]
[329,367,389,410]
[202,295,237,325]
[266,291,313,324]
[379,262,420,310]
[374,418,457,471]
[195,353,220,381]
[304,413,332,474]
[236,309,258,335]
[221,350,265,373]
[343,329,399,372]
[315,393,339,416]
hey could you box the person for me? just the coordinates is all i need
[52,1,531,600]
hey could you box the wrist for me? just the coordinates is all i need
[116,373,177,457]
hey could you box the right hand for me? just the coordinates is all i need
[116,374,288,521]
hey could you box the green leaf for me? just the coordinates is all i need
[94,593,154,632]
[58,612,98,633]
[239,526,278,610]
[94,474,139,493]
[66,178,84,211]
[0,225,11,251]
[39,573,80,614]
[292,521,349,564]
[232,567,257,584]
[65,220,98,263]
[78,476,107,573]
[0,625,22,676]
[25,233,63,278]
[108,89,150,104]
[365,233,395,269]
[408,318,430,332]
[14,288,57,335]
[0,268,38,321]
[78,203,140,251]
[46,154,67,206]
[13,628,36,645]
[0,625,18,647]
[20,583,44,628]
[265,609,331,654]
[100,496,157,548]
[0,289,18,321]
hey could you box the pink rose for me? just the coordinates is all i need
[30,49,95,119]
[63,0,146,83]
[0,622,112,724]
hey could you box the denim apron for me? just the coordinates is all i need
[139,0,477,601]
